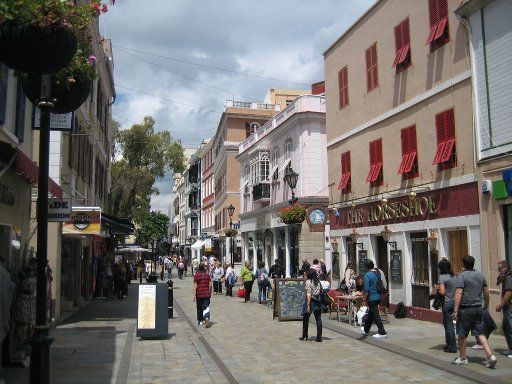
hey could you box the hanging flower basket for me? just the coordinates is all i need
[0,22,77,74]
[224,228,238,238]
[279,203,307,224]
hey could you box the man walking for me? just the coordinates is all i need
[496,260,512,359]
[193,263,212,328]
[361,259,387,338]
[453,255,497,368]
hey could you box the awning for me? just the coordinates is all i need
[14,147,63,199]
[117,246,151,253]
[101,213,135,235]
[191,240,204,250]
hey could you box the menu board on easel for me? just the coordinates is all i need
[274,278,306,321]
[358,250,368,275]
[390,250,403,283]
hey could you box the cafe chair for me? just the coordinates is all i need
[327,290,347,321]
[378,292,390,323]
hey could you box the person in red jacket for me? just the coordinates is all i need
[193,263,212,327]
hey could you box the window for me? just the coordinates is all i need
[284,139,292,160]
[425,0,449,51]
[249,151,269,184]
[392,18,411,73]
[365,139,383,187]
[15,78,26,142]
[337,151,351,193]
[365,43,379,93]
[271,147,279,182]
[338,66,349,109]
[0,64,8,124]
[433,108,456,170]
[398,125,418,179]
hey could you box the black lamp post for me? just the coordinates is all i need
[227,203,235,264]
[284,167,299,276]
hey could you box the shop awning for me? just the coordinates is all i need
[14,147,63,199]
[101,213,135,235]
[191,240,204,250]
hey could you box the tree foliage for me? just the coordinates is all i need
[110,116,185,223]
[136,211,170,249]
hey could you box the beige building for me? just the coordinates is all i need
[325,0,478,321]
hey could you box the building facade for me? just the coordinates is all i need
[237,94,328,276]
[325,0,477,321]
[456,0,512,322]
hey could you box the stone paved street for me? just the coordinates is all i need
[2,276,512,384]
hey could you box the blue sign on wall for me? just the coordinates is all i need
[503,169,512,197]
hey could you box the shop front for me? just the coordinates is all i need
[330,182,480,323]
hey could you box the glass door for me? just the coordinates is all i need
[411,231,430,308]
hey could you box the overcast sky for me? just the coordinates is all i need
[104,0,376,213]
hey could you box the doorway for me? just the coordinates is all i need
[411,232,430,309]
[449,230,468,274]
[375,236,389,283]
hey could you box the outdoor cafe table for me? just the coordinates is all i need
[336,295,364,326]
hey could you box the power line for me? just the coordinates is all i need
[117,48,257,100]
[113,44,311,87]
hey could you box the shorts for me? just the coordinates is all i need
[457,306,484,338]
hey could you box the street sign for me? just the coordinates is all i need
[34,108,73,131]
[47,198,71,222]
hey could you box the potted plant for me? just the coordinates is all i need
[0,0,109,74]
[279,203,307,224]
[224,228,238,238]
[22,42,98,113]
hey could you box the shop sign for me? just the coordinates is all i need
[309,209,325,224]
[0,183,15,206]
[63,208,101,235]
[204,238,212,252]
[390,250,403,283]
[34,109,73,131]
[48,198,71,222]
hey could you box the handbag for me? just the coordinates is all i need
[237,287,246,298]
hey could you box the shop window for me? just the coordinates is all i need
[365,43,379,93]
[411,232,430,309]
[338,151,351,193]
[398,125,418,179]
[365,139,383,187]
[392,18,411,74]
[433,108,457,170]
[425,0,449,51]
[338,66,349,109]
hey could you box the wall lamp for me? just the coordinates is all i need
[381,225,397,250]
[427,229,438,252]
[349,229,364,249]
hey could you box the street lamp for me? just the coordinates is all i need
[227,204,235,264]
[331,237,339,280]
[381,225,397,250]
[427,229,438,252]
[284,168,299,276]
[349,229,364,249]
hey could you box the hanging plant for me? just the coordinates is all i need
[279,203,307,224]
[224,228,238,238]
[0,0,110,74]
[22,41,98,113]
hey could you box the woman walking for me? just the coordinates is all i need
[299,269,325,342]
[212,262,224,295]
[240,260,254,303]
[225,263,236,297]
[256,261,270,304]
[437,259,457,353]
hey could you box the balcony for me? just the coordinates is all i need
[253,183,270,202]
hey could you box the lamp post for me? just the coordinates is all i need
[227,204,235,264]
[331,237,339,280]
[284,167,299,276]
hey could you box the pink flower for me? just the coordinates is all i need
[87,55,98,65]
[101,4,108,13]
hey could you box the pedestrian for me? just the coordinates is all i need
[177,259,185,279]
[343,263,356,293]
[193,263,212,328]
[311,259,321,276]
[298,258,310,278]
[319,259,327,276]
[225,263,236,297]
[192,257,200,275]
[361,259,387,338]
[437,259,457,353]
[256,261,269,304]
[212,261,224,295]
[240,260,254,303]
[299,269,324,342]
[269,259,284,279]
[495,259,512,359]
[452,255,497,368]
[113,263,123,300]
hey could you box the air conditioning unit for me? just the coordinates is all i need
[481,180,492,194]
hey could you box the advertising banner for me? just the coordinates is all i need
[204,238,212,252]
[63,208,101,235]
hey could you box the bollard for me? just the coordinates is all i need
[167,279,174,318]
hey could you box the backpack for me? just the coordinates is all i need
[394,302,406,319]
[259,272,268,282]
[178,262,184,270]
[373,270,384,293]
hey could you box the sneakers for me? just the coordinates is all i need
[485,355,497,369]
[470,344,484,350]
[198,321,205,326]
[372,333,387,338]
[360,326,369,336]
[452,357,468,365]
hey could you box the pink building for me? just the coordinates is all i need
[237,95,329,276]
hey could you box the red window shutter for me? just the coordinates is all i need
[445,108,455,139]
[429,0,439,26]
[366,47,372,92]
[433,142,446,164]
[437,0,448,20]
[425,25,438,45]
[434,17,448,40]
[343,67,349,106]
[338,67,348,108]
[398,44,410,65]
[440,139,454,162]
[338,70,344,109]
[371,163,382,182]
[338,173,351,190]
[366,165,376,183]
[404,151,417,173]
[393,23,403,67]
[375,139,383,162]
[398,154,409,174]
[372,44,378,88]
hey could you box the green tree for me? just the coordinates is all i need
[136,211,170,250]
[110,116,185,222]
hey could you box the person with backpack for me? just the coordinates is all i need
[193,263,212,328]
[299,269,325,342]
[361,259,387,338]
[225,263,236,297]
[256,261,269,304]
[177,259,185,279]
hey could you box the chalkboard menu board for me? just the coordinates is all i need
[274,278,306,321]
[358,250,368,275]
[390,250,402,283]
